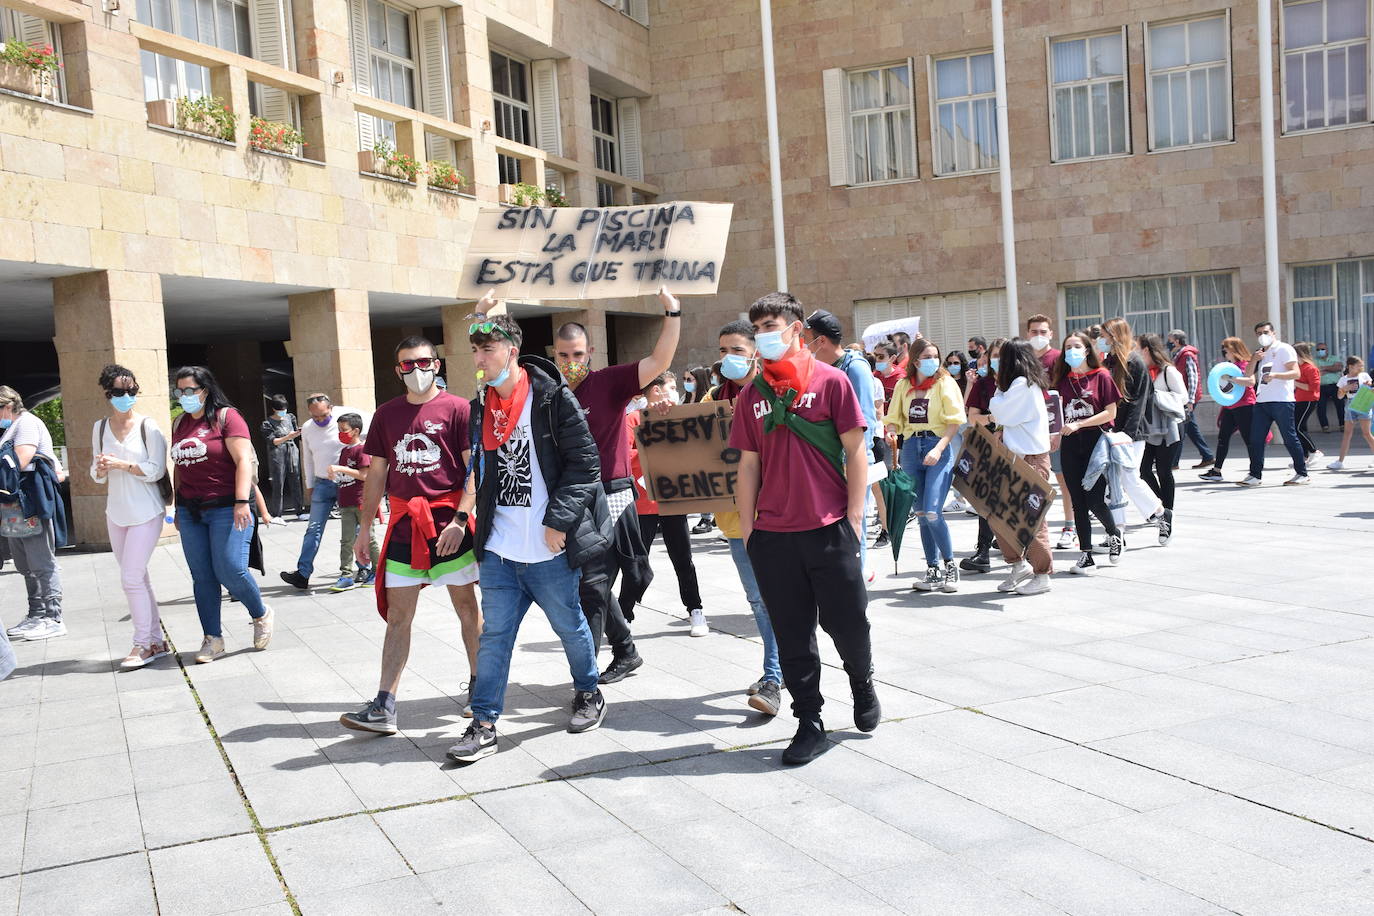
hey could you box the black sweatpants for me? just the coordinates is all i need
[747,520,872,721]
[1059,429,1120,552]
[627,513,702,613]
[1213,404,1253,470]
[1139,442,1176,511]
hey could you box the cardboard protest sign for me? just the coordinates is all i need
[634,400,738,515]
[951,424,1055,554]
[456,202,733,300]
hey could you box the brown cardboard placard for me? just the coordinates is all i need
[951,424,1056,554]
[634,400,738,515]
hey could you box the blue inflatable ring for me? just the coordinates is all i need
[1208,361,1244,407]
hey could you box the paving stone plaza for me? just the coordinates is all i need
[3,437,1373,915]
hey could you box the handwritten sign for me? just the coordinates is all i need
[634,400,738,515]
[456,202,733,300]
[951,424,1056,554]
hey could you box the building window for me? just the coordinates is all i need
[1064,272,1237,376]
[0,8,63,101]
[1281,0,1370,133]
[931,52,997,175]
[1292,258,1374,365]
[847,63,916,183]
[854,290,1008,358]
[367,0,414,110]
[137,0,251,102]
[596,179,616,206]
[1049,29,1129,161]
[491,50,530,184]
[1147,14,1233,149]
[591,92,617,173]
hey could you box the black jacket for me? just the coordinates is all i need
[468,355,611,568]
[1111,352,1152,441]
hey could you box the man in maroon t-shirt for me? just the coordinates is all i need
[339,335,481,736]
[552,287,681,684]
[1026,313,1076,549]
[731,291,879,766]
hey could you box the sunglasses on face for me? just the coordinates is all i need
[104,387,139,398]
[306,395,330,405]
[468,320,516,344]
[172,386,203,397]
[397,357,439,372]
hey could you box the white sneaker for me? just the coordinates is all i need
[1236,476,1262,487]
[1284,474,1311,486]
[22,617,66,640]
[1327,459,1345,471]
[1055,526,1077,550]
[997,561,1031,592]
[688,608,709,637]
[269,516,287,526]
[6,616,42,638]
[1309,450,1325,461]
[1015,574,1053,595]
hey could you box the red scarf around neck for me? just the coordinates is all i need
[482,366,530,449]
[760,347,817,399]
[912,373,939,391]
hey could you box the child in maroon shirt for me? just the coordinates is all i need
[327,412,379,590]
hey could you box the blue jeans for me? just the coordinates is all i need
[297,477,337,577]
[1248,401,1306,478]
[727,538,781,686]
[177,505,265,637]
[901,433,955,566]
[470,553,599,724]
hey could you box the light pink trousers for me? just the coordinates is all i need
[108,515,164,646]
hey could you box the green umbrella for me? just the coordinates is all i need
[879,466,916,572]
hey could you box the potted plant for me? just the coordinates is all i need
[500,181,545,206]
[543,184,569,207]
[148,95,236,140]
[426,159,467,192]
[358,138,419,182]
[0,38,60,97]
[248,116,306,155]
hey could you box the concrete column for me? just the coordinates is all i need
[446,5,498,196]
[440,304,478,399]
[559,59,599,207]
[287,289,376,412]
[52,270,170,547]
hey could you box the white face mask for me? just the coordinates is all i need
[1030,334,1051,352]
[403,368,435,395]
[1257,333,1275,349]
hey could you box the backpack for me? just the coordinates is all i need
[99,417,174,504]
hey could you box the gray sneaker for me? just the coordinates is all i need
[568,689,607,733]
[6,615,41,638]
[339,701,398,735]
[748,680,781,716]
[447,722,497,763]
[22,617,66,641]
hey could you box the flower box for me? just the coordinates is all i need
[0,62,43,96]
[358,149,405,179]
[146,98,233,140]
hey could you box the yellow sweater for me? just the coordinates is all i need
[884,374,966,436]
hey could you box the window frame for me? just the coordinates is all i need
[491,46,532,184]
[1143,10,1235,152]
[365,0,417,112]
[1288,256,1374,362]
[928,49,999,177]
[845,60,918,185]
[1045,26,1133,163]
[1278,0,1373,135]
[136,0,251,104]
[0,8,66,102]
[591,90,618,174]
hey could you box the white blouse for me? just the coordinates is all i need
[90,415,168,527]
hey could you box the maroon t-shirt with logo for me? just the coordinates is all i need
[364,391,471,542]
[335,441,371,508]
[1038,348,1061,374]
[570,362,642,482]
[965,375,997,413]
[729,362,865,533]
[172,408,251,502]
[1055,368,1122,430]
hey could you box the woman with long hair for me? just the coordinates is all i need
[170,366,272,663]
[945,350,969,397]
[1199,337,1257,482]
[1292,342,1323,462]
[680,366,711,404]
[91,365,171,668]
[1052,332,1124,574]
[885,337,967,592]
[1092,319,1166,541]
[1136,334,1186,546]
[988,338,1054,594]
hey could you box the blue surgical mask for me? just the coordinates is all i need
[1065,347,1087,368]
[0,418,10,430]
[684,380,696,393]
[947,362,962,374]
[1095,338,1110,355]
[875,360,890,373]
[483,352,514,390]
[990,358,1000,372]
[755,329,790,361]
[721,353,753,380]
[178,394,203,414]
[976,365,988,377]
[1317,349,1327,357]
[918,357,940,377]
[110,393,137,413]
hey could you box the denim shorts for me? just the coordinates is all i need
[1347,407,1371,422]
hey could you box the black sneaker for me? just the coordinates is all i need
[280,570,310,590]
[339,701,398,735]
[913,565,941,592]
[959,551,991,573]
[851,677,881,733]
[597,653,643,684]
[1070,552,1096,575]
[1107,534,1125,565]
[568,689,607,733]
[872,530,890,549]
[691,517,715,534]
[1199,468,1223,481]
[1156,508,1174,546]
[781,717,828,766]
[941,560,960,593]
[748,680,782,716]
[446,722,497,763]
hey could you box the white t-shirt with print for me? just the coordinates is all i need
[1255,341,1298,403]
[1338,372,1372,399]
[485,396,561,564]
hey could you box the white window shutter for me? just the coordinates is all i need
[627,0,649,26]
[17,12,50,47]
[416,8,451,161]
[905,56,918,170]
[822,67,850,186]
[531,59,563,156]
[347,0,373,149]
[248,0,291,123]
[617,97,643,180]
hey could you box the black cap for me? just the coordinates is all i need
[804,309,843,344]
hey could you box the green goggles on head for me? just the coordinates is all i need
[469,320,516,344]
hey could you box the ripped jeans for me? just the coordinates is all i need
[900,432,955,566]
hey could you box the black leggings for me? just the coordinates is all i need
[1059,429,1120,552]
[626,513,702,612]
[1213,404,1254,470]
[1295,402,1318,455]
[1139,442,1176,510]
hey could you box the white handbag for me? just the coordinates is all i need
[1152,368,1187,422]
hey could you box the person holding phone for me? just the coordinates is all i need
[1230,322,1308,487]
[1327,356,1374,470]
